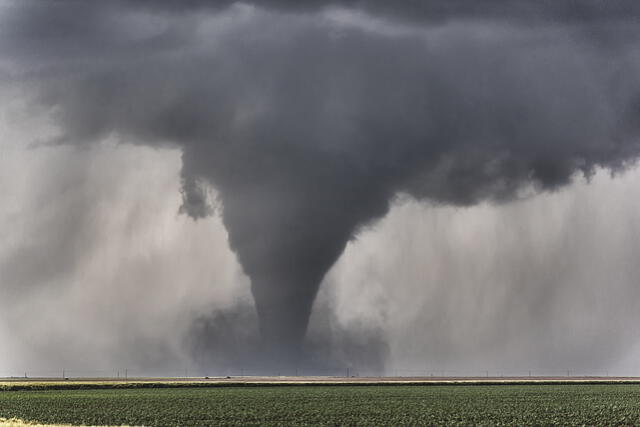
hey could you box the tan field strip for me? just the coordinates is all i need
[3,376,640,389]
[0,419,138,427]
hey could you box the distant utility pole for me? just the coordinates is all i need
[62,368,65,379]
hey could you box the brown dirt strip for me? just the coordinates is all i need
[2,376,640,390]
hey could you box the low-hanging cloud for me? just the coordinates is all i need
[2,0,640,364]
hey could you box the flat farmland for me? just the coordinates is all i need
[2,383,640,426]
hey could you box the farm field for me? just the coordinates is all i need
[2,384,640,426]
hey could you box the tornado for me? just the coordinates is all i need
[210,158,392,358]
[5,0,640,363]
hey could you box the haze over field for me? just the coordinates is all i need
[2,0,640,375]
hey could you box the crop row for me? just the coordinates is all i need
[2,384,640,426]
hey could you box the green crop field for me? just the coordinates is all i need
[2,384,640,426]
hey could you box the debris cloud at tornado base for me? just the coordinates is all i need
[2,0,640,369]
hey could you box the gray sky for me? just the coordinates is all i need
[1,0,640,375]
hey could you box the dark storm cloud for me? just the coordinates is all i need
[3,0,640,362]
[70,0,640,23]
[4,0,640,64]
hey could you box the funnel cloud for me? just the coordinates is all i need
[2,1,640,367]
